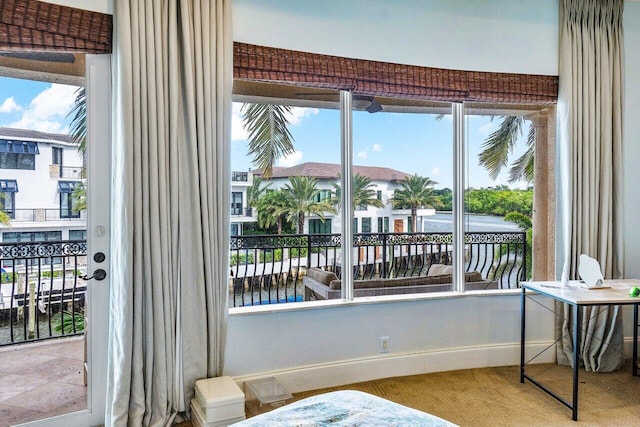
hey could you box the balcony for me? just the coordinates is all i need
[231,171,249,182]
[229,231,527,308]
[0,240,87,347]
[230,207,255,220]
[0,240,87,423]
[10,208,87,222]
[0,337,86,425]
[50,164,85,179]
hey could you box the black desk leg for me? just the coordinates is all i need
[634,304,638,377]
[572,305,581,421]
[520,286,526,383]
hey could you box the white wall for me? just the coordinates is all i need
[225,295,556,392]
[233,0,558,75]
[225,0,562,389]
[46,0,112,14]
[623,3,640,279]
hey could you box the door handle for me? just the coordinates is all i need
[82,269,107,281]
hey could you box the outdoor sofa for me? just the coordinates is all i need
[303,264,497,300]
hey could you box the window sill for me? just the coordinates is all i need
[228,288,522,316]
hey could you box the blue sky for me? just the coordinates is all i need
[231,102,530,190]
[0,75,529,190]
[0,76,79,133]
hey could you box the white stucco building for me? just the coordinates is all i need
[0,127,86,243]
[231,162,436,236]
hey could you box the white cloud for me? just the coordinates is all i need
[286,107,319,125]
[7,84,78,133]
[278,150,304,167]
[231,103,249,142]
[0,97,20,113]
[372,143,382,152]
[357,150,367,159]
[431,167,441,176]
[479,121,497,137]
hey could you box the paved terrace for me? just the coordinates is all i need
[0,337,85,426]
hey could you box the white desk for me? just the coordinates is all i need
[520,280,640,421]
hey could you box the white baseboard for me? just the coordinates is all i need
[232,341,557,394]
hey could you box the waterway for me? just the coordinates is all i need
[422,212,523,233]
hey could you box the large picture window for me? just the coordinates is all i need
[0,140,39,170]
[229,44,556,309]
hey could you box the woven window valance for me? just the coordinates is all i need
[0,0,112,53]
[234,42,558,105]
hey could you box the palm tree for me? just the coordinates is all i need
[279,176,335,234]
[479,116,534,183]
[331,173,384,211]
[68,87,86,155]
[241,104,296,178]
[390,175,443,232]
[0,194,11,226]
[68,87,87,212]
[246,176,270,216]
[254,190,288,234]
[72,183,87,213]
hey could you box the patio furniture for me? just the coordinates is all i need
[303,266,496,300]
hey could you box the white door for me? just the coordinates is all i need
[25,54,111,427]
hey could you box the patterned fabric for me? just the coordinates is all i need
[232,390,457,427]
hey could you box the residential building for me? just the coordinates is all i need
[253,162,436,234]
[230,169,255,235]
[0,127,86,244]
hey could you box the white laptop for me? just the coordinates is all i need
[578,254,609,289]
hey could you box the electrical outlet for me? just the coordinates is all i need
[380,336,390,353]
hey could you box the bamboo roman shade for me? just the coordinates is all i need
[0,0,112,53]
[234,42,558,104]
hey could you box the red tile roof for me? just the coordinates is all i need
[256,162,411,182]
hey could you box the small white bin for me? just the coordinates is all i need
[191,399,245,427]
[194,376,245,424]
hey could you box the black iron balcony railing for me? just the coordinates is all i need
[229,231,527,308]
[232,171,248,182]
[0,240,87,346]
[231,207,253,217]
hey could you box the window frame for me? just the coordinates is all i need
[52,146,63,166]
[232,41,557,307]
[0,191,15,219]
[309,218,332,234]
[231,88,554,304]
[361,217,371,233]
[231,191,243,216]
[60,191,80,219]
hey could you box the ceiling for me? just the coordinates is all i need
[0,53,85,86]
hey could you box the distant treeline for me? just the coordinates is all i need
[433,186,533,217]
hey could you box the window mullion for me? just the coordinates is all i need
[453,102,466,292]
[340,90,354,300]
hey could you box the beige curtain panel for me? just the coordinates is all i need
[107,0,232,425]
[556,0,625,372]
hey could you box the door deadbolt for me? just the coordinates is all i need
[93,252,106,263]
